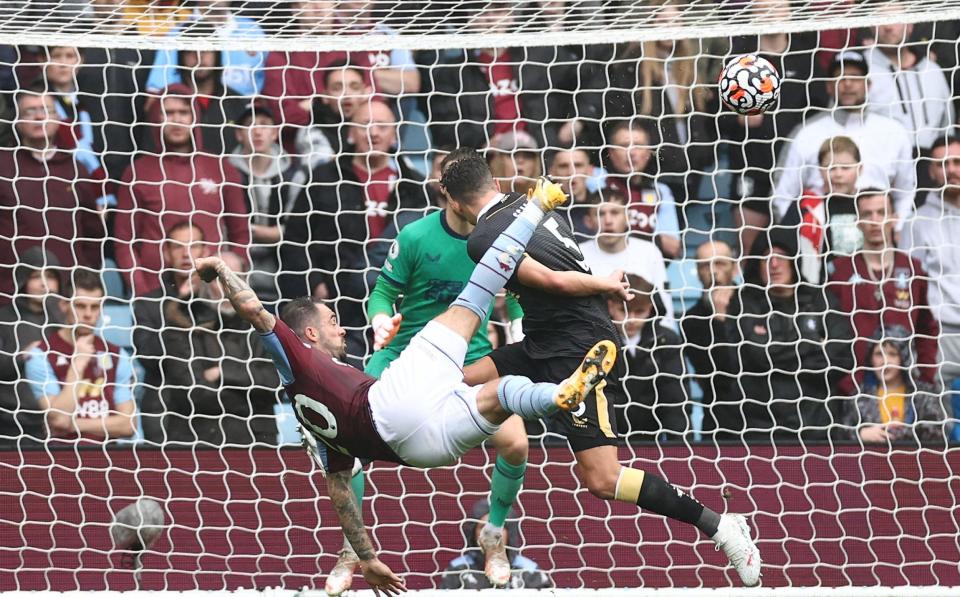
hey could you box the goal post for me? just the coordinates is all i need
[0,0,959,594]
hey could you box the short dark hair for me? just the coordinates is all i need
[281,297,325,337]
[930,134,960,155]
[63,268,104,299]
[167,220,204,241]
[439,147,495,204]
[322,58,367,88]
[607,119,653,146]
[855,187,891,208]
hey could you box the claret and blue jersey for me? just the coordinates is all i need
[258,318,403,473]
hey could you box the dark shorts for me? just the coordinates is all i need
[489,341,621,452]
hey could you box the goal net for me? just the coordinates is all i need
[0,0,959,594]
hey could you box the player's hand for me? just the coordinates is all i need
[371,313,402,352]
[194,256,223,283]
[359,557,406,595]
[70,334,97,375]
[605,269,631,301]
[859,424,889,443]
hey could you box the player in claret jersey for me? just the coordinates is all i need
[193,179,620,595]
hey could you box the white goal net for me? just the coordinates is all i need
[0,0,959,594]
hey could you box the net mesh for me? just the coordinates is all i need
[0,0,959,592]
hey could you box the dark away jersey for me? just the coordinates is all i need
[467,192,619,358]
[260,319,404,473]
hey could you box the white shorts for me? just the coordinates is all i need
[367,321,500,468]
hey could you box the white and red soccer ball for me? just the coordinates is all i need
[718,54,781,115]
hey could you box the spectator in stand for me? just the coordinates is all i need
[782,136,864,283]
[77,8,158,183]
[293,59,370,168]
[547,148,599,242]
[486,130,542,195]
[158,252,281,445]
[900,135,960,384]
[422,1,582,150]
[0,83,104,303]
[0,249,62,447]
[262,0,358,131]
[842,326,948,445]
[607,275,688,441]
[113,85,250,296]
[133,222,208,444]
[283,99,427,358]
[578,185,674,323]
[145,0,267,97]
[336,1,421,97]
[716,228,855,442]
[720,0,828,253]
[228,102,305,306]
[43,46,105,180]
[87,0,189,37]
[681,240,740,437]
[25,269,136,444]
[602,121,681,259]
[866,10,955,155]
[829,189,938,394]
[175,44,248,156]
[772,50,916,225]
[440,499,551,590]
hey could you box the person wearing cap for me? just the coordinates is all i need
[227,101,306,304]
[486,130,543,195]
[0,248,63,447]
[772,49,916,225]
[577,184,674,324]
[606,274,688,441]
[866,13,955,154]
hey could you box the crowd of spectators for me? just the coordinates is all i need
[0,0,957,449]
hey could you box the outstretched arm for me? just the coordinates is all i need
[327,469,406,595]
[518,257,631,300]
[194,256,276,333]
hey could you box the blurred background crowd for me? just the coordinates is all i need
[0,0,958,449]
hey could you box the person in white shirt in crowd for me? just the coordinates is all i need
[900,135,960,383]
[773,50,916,224]
[865,6,955,154]
[578,184,674,324]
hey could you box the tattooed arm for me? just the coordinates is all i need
[327,469,407,594]
[327,469,377,560]
[194,256,276,333]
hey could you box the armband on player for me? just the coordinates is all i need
[371,313,403,351]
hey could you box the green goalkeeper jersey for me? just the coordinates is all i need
[365,210,521,378]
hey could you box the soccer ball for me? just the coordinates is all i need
[718,54,781,115]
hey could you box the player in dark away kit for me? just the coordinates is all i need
[440,148,762,587]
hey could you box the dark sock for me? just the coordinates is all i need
[637,473,720,537]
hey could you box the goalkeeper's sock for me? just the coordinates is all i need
[616,468,721,537]
[488,455,526,528]
[451,201,545,320]
[497,375,559,419]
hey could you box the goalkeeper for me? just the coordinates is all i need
[323,183,529,595]
[194,179,623,596]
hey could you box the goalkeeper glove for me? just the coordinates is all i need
[371,313,403,351]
